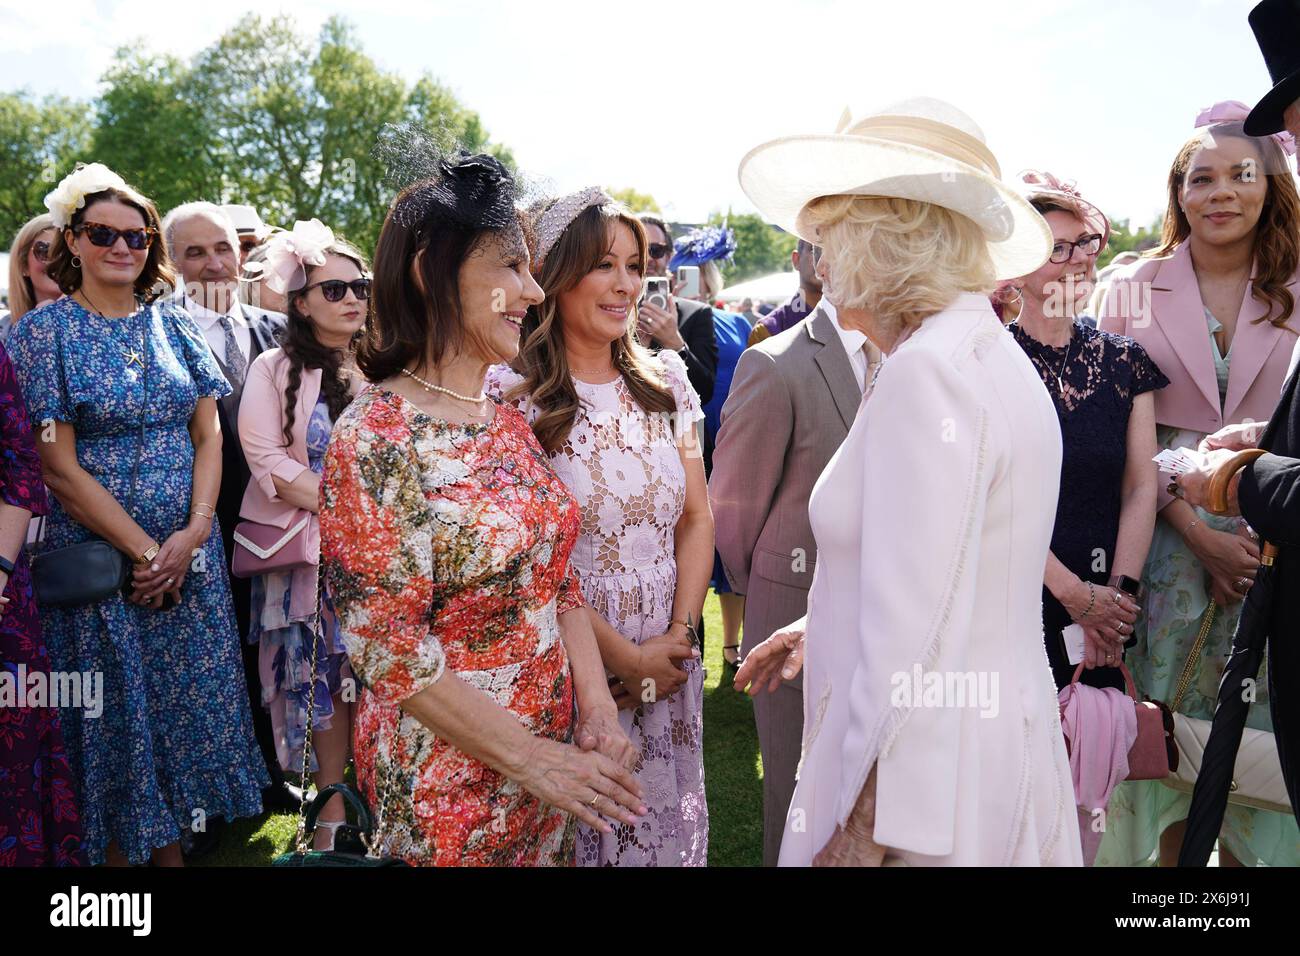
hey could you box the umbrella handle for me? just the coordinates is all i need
[1207,448,1266,515]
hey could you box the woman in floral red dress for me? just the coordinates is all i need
[321,144,644,866]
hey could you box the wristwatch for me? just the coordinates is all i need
[137,543,161,565]
[1108,574,1144,601]
[0,553,14,576]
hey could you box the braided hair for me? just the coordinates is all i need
[281,239,371,446]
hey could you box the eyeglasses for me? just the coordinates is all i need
[1049,234,1103,263]
[302,278,372,302]
[72,221,157,251]
[31,240,50,262]
[648,243,671,259]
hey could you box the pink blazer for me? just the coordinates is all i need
[237,347,322,532]
[1098,241,1300,435]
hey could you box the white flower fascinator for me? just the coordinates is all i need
[262,219,336,294]
[44,162,128,229]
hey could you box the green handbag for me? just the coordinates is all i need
[272,782,406,868]
[271,566,407,868]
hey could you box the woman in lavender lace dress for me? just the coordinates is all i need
[488,191,712,865]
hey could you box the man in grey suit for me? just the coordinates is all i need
[711,295,875,865]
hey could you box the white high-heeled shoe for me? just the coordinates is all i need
[314,819,345,852]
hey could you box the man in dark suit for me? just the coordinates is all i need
[162,203,294,849]
[636,213,718,406]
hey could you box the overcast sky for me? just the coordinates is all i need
[0,0,1283,229]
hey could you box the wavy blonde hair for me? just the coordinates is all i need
[801,195,996,339]
[7,213,56,321]
[509,202,675,454]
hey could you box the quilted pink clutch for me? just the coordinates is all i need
[231,512,314,578]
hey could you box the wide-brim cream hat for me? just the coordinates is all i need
[738,97,1051,280]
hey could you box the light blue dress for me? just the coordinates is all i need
[9,297,267,865]
[1096,307,1300,866]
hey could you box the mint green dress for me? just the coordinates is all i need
[1095,308,1300,867]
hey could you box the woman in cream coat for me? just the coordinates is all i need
[734,98,1083,867]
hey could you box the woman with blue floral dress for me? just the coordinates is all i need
[10,168,265,865]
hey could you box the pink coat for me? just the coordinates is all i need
[1098,242,1300,508]
[1098,241,1300,433]
[237,347,322,552]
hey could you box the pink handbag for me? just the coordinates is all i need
[231,511,315,578]
[1061,661,1177,781]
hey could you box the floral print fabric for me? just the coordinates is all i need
[250,395,353,773]
[321,388,586,866]
[487,349,709,866]
[8,297,268,865]
[0,341,86,867]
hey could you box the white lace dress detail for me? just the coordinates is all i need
[487,350,709,866]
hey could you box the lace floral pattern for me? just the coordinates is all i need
[487,350,709,866]
[1009,319,1169,678]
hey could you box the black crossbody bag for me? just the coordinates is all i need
[30,308,150,607]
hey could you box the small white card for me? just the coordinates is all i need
[1062,623,1087,666]
[1152,447,1207,476]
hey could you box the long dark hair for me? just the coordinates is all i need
[358,152,522,382]
[510,202,675,454]
[282,239,371,446]
[1154,121,1300,330]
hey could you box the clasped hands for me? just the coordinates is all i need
[127,525,205,608]
[1060,579,1139,669]
[608,626,698,710]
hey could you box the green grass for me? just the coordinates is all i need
[201,592,764,867]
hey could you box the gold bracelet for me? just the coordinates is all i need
[190,507,214,519]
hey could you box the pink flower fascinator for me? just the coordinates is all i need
[262,219,336,294]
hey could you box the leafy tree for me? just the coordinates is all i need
[92,52,225,216]
[84,14,513,255]
[1098,215,1164,269]
[0,91,92,241]
[607,187,660,213]
[705,210,797,285]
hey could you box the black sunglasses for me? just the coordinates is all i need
[302,278,371,302]
[73,221,157,251]
[31,240,50,262]
[648,242,672,259]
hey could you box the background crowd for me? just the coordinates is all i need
[6,0,1300,870]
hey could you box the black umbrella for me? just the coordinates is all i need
[1177,544,1278,867]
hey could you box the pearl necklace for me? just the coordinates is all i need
[400,368,487,406]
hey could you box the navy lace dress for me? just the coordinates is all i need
[1009,320,1168,690]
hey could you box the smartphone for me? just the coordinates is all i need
[675,265,700,300]
[640,276,671,311]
